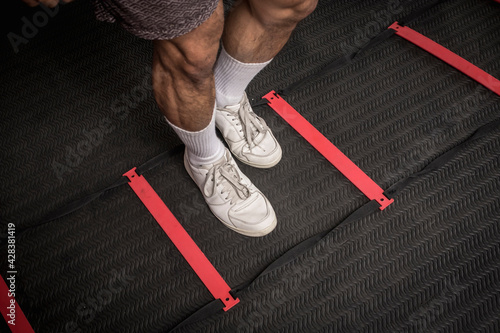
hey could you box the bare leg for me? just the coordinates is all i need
[212,0,317,168]
[152,1,224,131]
[223,0,318,63]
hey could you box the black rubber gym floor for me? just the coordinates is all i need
[1,0,499,332]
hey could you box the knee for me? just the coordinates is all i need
[176,45,218,82]
[152,2,223,85]
[249,0,318,29]
[153,39,218,87]
[287,0,318,21]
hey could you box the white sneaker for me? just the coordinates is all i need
[184,148,277,237]
[216,93,282,168]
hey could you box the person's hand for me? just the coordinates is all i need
[20,0,74,8]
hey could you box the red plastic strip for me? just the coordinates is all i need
[389,22,500,96]
[0,275,35,333]
[123,168,239,311]
[264,91,394,210]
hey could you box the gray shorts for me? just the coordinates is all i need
[92,0,219,40]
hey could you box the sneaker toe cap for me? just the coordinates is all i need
[229,192,275,231]
[241,132,282,166]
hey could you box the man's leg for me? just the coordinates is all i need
[152,0,222,129]
[152,0,277,237]
[224,0,318,67]
[152,0,226,167]
[214,0,318,167]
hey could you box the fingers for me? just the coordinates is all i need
[40,0,60,8]
[21,0,72,8]
[21,0,40,7]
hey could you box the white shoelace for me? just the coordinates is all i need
[204,159,250,204]
[239,101,270,148]
[222,97,270,149]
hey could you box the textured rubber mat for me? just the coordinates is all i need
[1,0,499,332]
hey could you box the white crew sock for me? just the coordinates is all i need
[166,105,225,166]
[214,45,272,108]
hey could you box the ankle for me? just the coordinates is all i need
[214,45,272,107]
[165,104,225,165]
[187,142,225,166]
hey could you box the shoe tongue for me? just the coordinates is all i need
[224,103,241,112]
[242,109,264,143]
[219,164,250,200]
